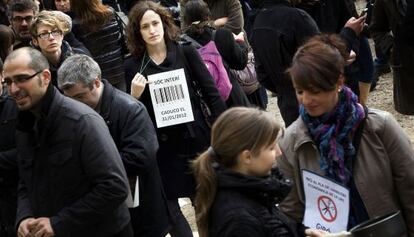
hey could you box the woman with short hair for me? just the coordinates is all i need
[278,34,414,233]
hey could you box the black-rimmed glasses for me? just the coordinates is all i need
[3,70,43,87]
[37,30,63,40]
[11,16,34,23]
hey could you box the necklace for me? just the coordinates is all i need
[139,51,151,74]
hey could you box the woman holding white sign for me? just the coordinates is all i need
[278,34,414,234]
[124,1,227,236]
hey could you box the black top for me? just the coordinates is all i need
[99,79,171,236]
[15,86,130,237]
[209,167,306,237]
[124,41,227,198]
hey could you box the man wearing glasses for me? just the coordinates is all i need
[2,47,133,237]
[7,0,39,49]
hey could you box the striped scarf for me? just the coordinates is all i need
[300,86,365,185]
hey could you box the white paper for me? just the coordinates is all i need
[148,68,194,128]
[302,170,350,233]
[126,176,139,208]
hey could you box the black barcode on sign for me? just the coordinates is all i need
[153,85,185,104]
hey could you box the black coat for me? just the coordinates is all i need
[15,86,130,237]
[0,93,18,237]
[252,0,319,93]
[72,13,126,87]
[209,168,306,237]
[186,27,251,108]
[99,80,171,236]
[297,0,355,33]
[403,0,414,47]
[370,0,414,114]
[125,41,227,199]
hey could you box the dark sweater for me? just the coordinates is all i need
[209,168,306,237]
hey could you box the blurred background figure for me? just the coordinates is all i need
[182,0,252,108]
[0,25,15,62]
[7,0,39,49]
[71,0,128,91]
[370,0,414,115]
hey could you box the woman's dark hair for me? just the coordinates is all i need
[70,0,112,31]
[288,34,349,92]
[126,1,179,57]
[182,0,212,35]
[0,24,15,61]
[192,107,281,237]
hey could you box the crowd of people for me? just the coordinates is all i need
[0,0,413,237]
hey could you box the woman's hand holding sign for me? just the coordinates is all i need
[131,72,149,99]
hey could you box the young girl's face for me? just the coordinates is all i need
[247,139,281,177]
[139,10,165,47]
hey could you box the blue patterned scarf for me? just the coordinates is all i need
[300,86,365,185]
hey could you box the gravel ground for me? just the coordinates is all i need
[179,1,414,235]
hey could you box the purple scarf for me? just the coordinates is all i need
[300,86,366,185]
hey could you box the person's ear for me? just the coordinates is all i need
[40,69,52,86]
[32,37,39,47]
[337,74,345,91]
[238,149,252,165]
[94,77,101,88]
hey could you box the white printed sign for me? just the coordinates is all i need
[148,68,194,128]
[302,170,350,233]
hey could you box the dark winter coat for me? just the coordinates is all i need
[99,80,171,237]
[403,0,414,46]
[370,0,414,115]
[72,13,126,87]
[0,93,18,237]
[125,41,227,199]
[297,0,355,33]
[15,86,130,237]
[251,0,319,94]
[209,168,306,237]
[185,27,251,107]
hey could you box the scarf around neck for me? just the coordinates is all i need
[300,86,365,185]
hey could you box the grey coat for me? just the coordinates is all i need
[278,108,414,236]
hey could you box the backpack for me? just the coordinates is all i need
[181,33,232,101]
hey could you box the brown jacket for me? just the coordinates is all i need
[278,108,414,235]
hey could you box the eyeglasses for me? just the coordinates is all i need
[11,16,34,23]
[3,70,43,87]
[37,30,63,40]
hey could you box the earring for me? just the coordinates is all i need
[338,87,342,93]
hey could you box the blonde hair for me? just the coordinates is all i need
[30,10,69,37]
[192,107,281,237]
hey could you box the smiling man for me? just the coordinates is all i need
[3,47,132,237]
[7,0,39,49]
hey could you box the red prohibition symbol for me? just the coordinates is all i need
[317,195,337,222]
